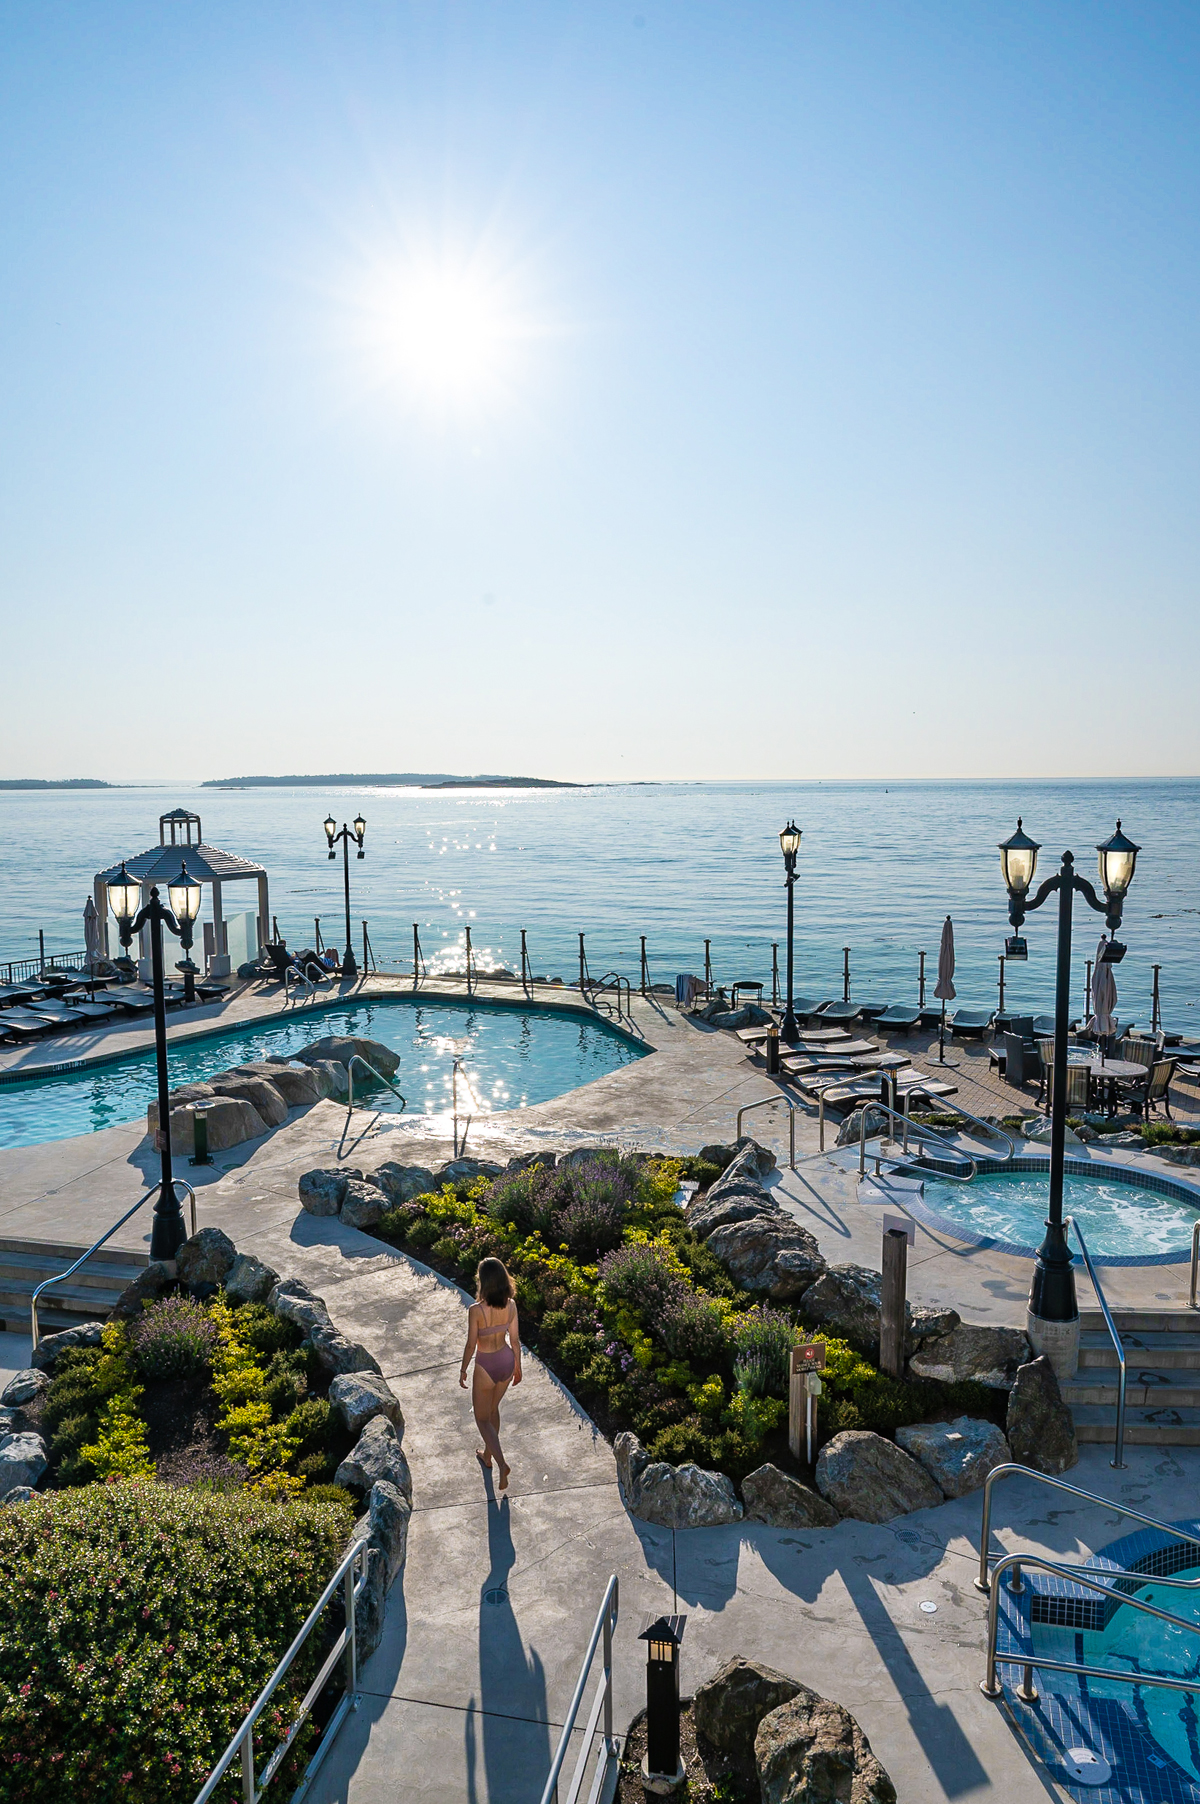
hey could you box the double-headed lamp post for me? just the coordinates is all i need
[998,817,1140,1378]
[107,859,202,1262]
[323,813,366,977]
[779,821,802,1044]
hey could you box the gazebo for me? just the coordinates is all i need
[94,808,270,977]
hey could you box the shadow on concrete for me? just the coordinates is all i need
[465,1483,551,1803]
[306,1573,410,1804]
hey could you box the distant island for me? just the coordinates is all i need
[0,778,113,790]
[203,772,582,789]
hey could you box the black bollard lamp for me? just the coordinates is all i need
[639,1613,687,1788]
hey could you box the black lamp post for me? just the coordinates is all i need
[323,813,366,977]
[999,817,1139,1373]
[638,1614,687,1788]
[779,821,802,1045]
[108,863,200,1263]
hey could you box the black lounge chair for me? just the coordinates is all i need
[25,1003,89,1027]
[793,997,833,1023]
[104,989,156,1014]
[0,1009,61,1038]
[1032,1015,1057,1037]
[948,1008,993,1039]
[0,983,48,1007]
[873,1005,921,1034]
[817,1001,860,1024]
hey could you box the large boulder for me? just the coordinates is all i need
[224,1253,280,1305]
[30,1322,104,1372]
[0,1370,48,1409]
[307,1321,383,1378]
[336,1415,413,1503]
[693,1656,804,1767]
[742,1463,840,1529]
[231,1061,321,1108]
[306,1058,350,1100]
[109,1261,175,1321]
[298,1168,357,1217]
[814,1431,942,1522]
[705,1144,773,1202]
[800,1266,963,1363]
[687,1191,780,1240]
[699,1138,777,1178]
[756,1691,897,1804]
[171,1097,268,1154]
[367,1162,436,1207]
[295,1036,401,1081]
[629,1461,743,1529]
[614,1431,651,1511]
[908,1324,1030,1389]
[207,1075,289,1129]
[909,1304,962,1342]
[0,1432,48,1499]
[435,1158,504,1186]
[146,1083,217,1133]
[176,1227,238,1290]
[350,1478,411,1592]
[268,1278,331,1336]
[339,1180,388,1231]
[329,1372,405,1439]
[1006,1356,1078,1475]
[706,1217,826,1302]
[895,1417,1011,1499]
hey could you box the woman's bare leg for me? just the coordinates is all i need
[472,1368,512,1477]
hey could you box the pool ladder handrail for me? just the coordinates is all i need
[31,1178,198,1348]
[346,1055,407,1115]
[736,1094,797,1168]
[981,1546,1200,1706]
[284,967,320,1006]
[1190,1216,1200,1308]
[857,1100,978,1182]
[1068,1213,1127,1469]
[587,970,633,1022]
[975,1462,1200,1596]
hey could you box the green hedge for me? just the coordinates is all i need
[0,1482,352,1802]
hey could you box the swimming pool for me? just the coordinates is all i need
[0,998,646,1149]
[909,1158,1200,1265]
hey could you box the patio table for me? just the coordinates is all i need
[1084,1056,1147,1118]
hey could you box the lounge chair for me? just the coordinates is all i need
[854,1000,891,1021]
[948,1009,993,1039]
[24,1003,89,1027]
[0,983,49,1007]
[103,990,157,1015]
[817,1002,861,1024]
[57,1000,117,1022]
[1032,1015,1057,1037]
[794,998,833,1023]
[0,1010,61,1039]
[873,1005,921,1035]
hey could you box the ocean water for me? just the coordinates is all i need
[1,778,1198,1030]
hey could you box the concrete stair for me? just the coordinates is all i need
[1063,1307,1200,1446]
[0,1237,148,1337]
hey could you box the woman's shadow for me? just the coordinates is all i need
[465,1480,552,1803]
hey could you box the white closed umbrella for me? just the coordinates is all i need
[1089,936,1118,1057]
[83,897,102,996]
[934,915,955,1064]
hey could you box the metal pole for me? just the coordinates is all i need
[315,916,321,953]
[781,868,798,1043]
[998,954,1005,1015]
[579,932,586,993]
[1085,958,1092,1022]
[341,831,357,975]
[413,923,420,989]
[1031,855,1079,1329]
[146,900,186,1263]
[521,929,531,996]
[918,949,925,1008]
[843,947,850,1003]
[38,929,45,975]
[1152,964,1161,1034]
[939,1001,946,1064]
[272,915,279,942]
[465,925,473,992]
[771,942,779,1008]
[640,935,648,996]
[704,939,712,996]
[362,920,369,973]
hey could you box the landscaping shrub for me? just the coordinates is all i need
[659,1291,729,1365]
[130,1295,220,1381]
[482,1167,559,1238]
[732,1307,794,1399]
[597,1241,686,1317]
[552,1189,626,1259]
[1143,1123,1200,1146]
[0,1481,352,1802]
[232,1300,303,1359]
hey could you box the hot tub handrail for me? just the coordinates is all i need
[1068,1214,1127,1470]
[735,1094,797,1169]
[1190,1217,1200,1309]
[917,1096,1017,1161]
[857,1100,977,1183]
[346,1055,407,1115]
[975,1463,1200,1595]
[982,1547,1200,1704]
[31,1178,197,1349]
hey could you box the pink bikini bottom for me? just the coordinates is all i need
[475,1346,515,1384]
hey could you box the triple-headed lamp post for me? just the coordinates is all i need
[998,818,1140,1378]
[779,821,802,1044]
[107,859,203,1262]
[323,812,366,977]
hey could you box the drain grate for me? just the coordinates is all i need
[483,1586,509,1606]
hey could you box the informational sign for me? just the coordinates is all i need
[881,1212,916,1247]
[792,1342,827,1374]
[789,1342,825,1463]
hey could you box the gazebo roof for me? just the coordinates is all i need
[96,842,265,886]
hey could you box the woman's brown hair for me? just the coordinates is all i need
[476,1257,514,1310]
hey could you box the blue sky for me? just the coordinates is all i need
[2,3,1198,781]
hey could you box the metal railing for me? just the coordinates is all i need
[981,1547,1200,1704]
[1068,1214,1127,1469]
[31,1179,197,1348]
[1190,1217,1200,1309]
[857,1100,978,1181]
[538,1574,619,1804]
[913,1095,1017,1160]
[736,1095,798,1169]
[2,949,90,985]
[195,1539,366,1804]
[974,1463,1200,1596]
[588,971,633,1021]
[284,967,320,1006]
[346,1054,407,1114]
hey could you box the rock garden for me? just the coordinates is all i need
[312,1136,1079,1531]
[0,1224,410,1801]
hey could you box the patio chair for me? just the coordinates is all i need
[103,989,156,1014]
[1034,1038,1055,1105]
[0,1009,62,1039]
[1120,1034,1160,1070]
[1031,1015,1057,1038]
[794,998,834,1023]
[1118,1059,1176,1120]
[873,1005,921,1034]
[1047,1062,1090,1114]
[1003,1033,1038,1089]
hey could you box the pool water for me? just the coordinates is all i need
[919,1167,1200,1262]
[0,998,645,1149]
[1033,1569,1200,1782]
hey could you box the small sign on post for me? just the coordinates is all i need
[789,1342,826,1465]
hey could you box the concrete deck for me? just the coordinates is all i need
[5,983,1200,1800]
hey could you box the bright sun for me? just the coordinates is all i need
[370,264,521,404]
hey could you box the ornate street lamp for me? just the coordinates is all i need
[998,817,1140,1379]
[778,821,802,1044]
[323,814,366,977]
[167,862,203,1004]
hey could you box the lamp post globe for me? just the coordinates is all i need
[778,821,802,1044]
[1096,820,1139,922]
[168,862,203,1003]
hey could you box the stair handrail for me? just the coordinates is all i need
[30,1178,198,1348]
[1190,1217,1200,1309]
[538,1573,619,1804]
[346,1054,407,1114]
[1068,1214,1127,1470]
[982,1547,1200,1705]
[736,1094,797,1169]
[194,1538,366,1804]
[284,966,318,1006]
[912,1095,1017,1160]
[975,1462,1200,1595]
[587,970,632,1021]
[857,1100,978,1183]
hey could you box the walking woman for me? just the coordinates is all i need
[460,1257,522,1488]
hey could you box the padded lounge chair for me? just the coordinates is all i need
[794,998,833,1023]
[873,1005,921,1035]
[948,1009,993,1039]
[22,1003,88,1027]
[817,1002,861,1024]
[0,1010,60,1039]
[57,1000,117,1022]
[0,983,49,1007]
[104,990,156,1014]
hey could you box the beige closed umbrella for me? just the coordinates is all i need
[1089,935,1118,1060]
[83,897,101,998]
[934,915,956,1064]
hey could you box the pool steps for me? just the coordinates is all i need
[0,1236,147,1335]
[1065,1307,1200,1445]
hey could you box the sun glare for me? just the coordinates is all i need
[362,261,528,405]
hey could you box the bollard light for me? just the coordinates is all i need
[639,1613,687,1787]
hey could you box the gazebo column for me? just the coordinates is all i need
[93,876,109,960]
[138,882,154,982]
[210,879,231,977]
[257,873,270,954]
